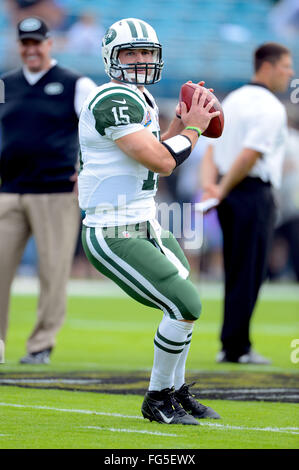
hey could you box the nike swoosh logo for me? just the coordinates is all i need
[111,98,127,105]
[158,410,174,424]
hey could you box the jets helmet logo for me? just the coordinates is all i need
[103,28,117,45]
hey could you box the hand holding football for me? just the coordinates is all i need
[179,82,224,138]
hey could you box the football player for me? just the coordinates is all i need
[78,18,220,424]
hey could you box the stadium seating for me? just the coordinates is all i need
[0,0,298,96]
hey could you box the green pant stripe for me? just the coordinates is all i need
[101,229,189,320]
[85,227,178,319]
[83,230,154,308]
[82,224,202,321]
[91,228,178,318]
[154,339,184,355]
[156,328,186,347]
[94,227,185,319]
[87,228,166,312]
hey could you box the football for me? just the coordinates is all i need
[179,82,224,138]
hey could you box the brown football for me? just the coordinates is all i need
[179,82,224,138]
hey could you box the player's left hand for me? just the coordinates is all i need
[176,81,214,119]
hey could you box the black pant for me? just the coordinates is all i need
[217,177,276,360]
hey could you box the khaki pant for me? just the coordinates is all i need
[0,192,80,353]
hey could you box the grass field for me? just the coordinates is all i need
[0,280,298,450]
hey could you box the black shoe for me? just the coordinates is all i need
[20,347,52,364]
[216,350,271,365]
[175,383,221,419]
[141,387,199,425]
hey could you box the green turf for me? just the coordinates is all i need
[2,295,299,372]
[0,386,298,449]
[0,293,298,449]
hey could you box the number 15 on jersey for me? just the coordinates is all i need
[112,106,130,125]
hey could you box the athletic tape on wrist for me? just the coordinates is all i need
[162,135,192,168]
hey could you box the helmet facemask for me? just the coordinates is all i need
[110,43,163,85]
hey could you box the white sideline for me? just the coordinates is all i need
[84,426,180,437]
[0,402,298,435]
[0,402,140,419]
[200,423,299,435]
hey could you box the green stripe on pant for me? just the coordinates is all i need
[81,224,202,321]
[82,226,179,318]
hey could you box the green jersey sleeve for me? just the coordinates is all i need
[91,91,146,136]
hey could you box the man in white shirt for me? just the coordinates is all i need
[0,17,96,364]
[201,42,294,364]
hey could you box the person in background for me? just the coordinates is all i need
[268,120,299,282]
[65,13,104,55]
[200,42,294,364]
[5,0,65,29]
[0,16,97,364]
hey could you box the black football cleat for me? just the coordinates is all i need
[175,383,221,419]
[141,387,199,425]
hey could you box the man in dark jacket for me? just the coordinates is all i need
[0,16,96,363]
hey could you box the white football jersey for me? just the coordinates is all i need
[78,82,160,227]
[212,84,288,188]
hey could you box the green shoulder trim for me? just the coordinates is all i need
[88,86,145,110]
[92,91,145,136]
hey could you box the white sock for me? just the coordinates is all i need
[148,315,193,391]
[174,329,193,390]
